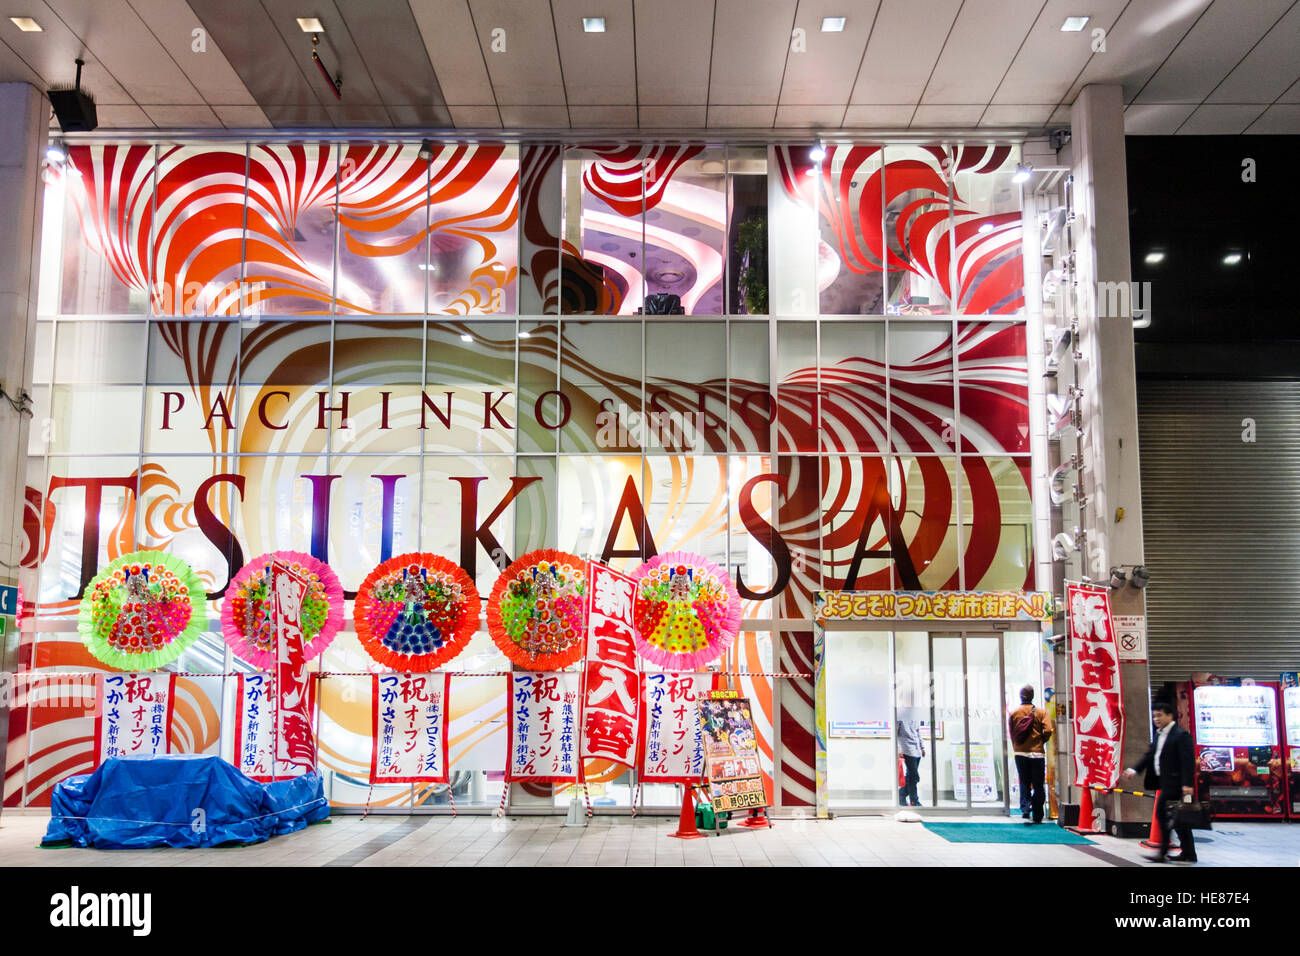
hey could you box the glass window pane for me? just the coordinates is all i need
[645,321,725,452]
[644,148,725,315]
[950,145,1023,315]
[957,321,1029,454]
[962,456,1033,590]
[889,319,955,454]
[820,320,886,453]
[559,321,641,453]
[776,321,817,453]
[54,321,146,384]
[729,321,770,453]
[518,320,561,453]
[818,145,886,315]
[883,145,952,314]
[894,630,935,807]
[893,456,959,590]
[827,631,896,808]
[727,147,767,315]
[425,321,516,454]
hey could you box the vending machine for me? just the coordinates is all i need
[1283,676,1299,820]
[1188,680,1287,820]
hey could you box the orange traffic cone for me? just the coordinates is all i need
[1139,799,1164,850]
[1069,785,1098,833]
[669,785,706,840]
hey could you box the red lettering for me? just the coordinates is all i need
[258,390,290,430]
[160,391,184,429]
[203,391,234,430]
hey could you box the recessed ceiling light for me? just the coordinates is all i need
[46,144,66,162]
[297,17,324,33]
[582,17,605,32]
[10,17,42,31]
[1060,16,1089,32]
[821,16,846,32]
[1144,251,1165,264]
[1222,252,1242,265]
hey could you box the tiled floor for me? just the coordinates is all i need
[1,811,1296,867]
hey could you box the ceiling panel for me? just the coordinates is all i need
[410,0,496,105]
[1134,0,1293,104]
[992,0,1129,104]
[336,0,449,123]
[1244,103,1300,133]
[1205,2,1300,104]
[1281,77,1300,103]
[773,103,846,127]
[980,104,1053,126]
[706,103,776,127]
[568,104,638,126]
[552,0,636,106]
[2,1,135,105]
[94,104,154,127]
[634,0,712,104]
[849,0,962,105]
[778,0,879,106]
[912,103,985,125]
[497,104,569,128]
[639,105,707,127]
[0,35,44,87]
[920,0,1044,104]
[260,103,337,126]
[142,104,222,126]
[469,0,566,105]
[211,104,273,128]
[259,0,386,106]
[708,0,796,105]
[842,103,916,126]
[1176,103,1266,134]
[45,0,204,103]
[448,104,502,127]
[1063,0,1214,105]
[1122,102,1197,134]
[125,0,257,104]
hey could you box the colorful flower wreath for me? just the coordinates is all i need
[78,550,208,670]
[631,551,742,669]
[220,551,343,669]
[487,550,588,670]
[354,553,480,672]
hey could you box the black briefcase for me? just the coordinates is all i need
[1167,799,1214,831]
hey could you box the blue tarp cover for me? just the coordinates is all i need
[43,754,330,849]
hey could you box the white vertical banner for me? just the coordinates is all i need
[272,561,316,775]
[582,561,640,767]
[96,673,175,764]
[638,671,711,783]
[371,672,451,783]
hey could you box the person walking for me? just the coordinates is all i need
[897,718,925,807]
[1122,701,1197,863]
[1008,685,1053,823]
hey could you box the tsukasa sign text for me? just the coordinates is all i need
[818,590,1051,622]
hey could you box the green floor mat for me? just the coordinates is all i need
[922,822,1094,844]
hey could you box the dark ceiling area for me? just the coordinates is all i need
[1128,134,1300,378]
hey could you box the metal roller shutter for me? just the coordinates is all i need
[1138,380,1300,684]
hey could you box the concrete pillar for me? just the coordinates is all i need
[1070,85,1151,832]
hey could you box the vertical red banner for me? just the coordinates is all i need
[1067,582,1125,788]
[272,561,316,775]
[581,562,640,767]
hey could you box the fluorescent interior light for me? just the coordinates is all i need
[582,17,605,32]
[10,17,42,31]
[809,144,827,162]
[297,17,324,33]
[821,17,846,32]
[1060,16,1089,31]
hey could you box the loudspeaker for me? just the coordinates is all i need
[48,87,97,133]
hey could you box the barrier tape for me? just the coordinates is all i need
[1089,784,1157,799]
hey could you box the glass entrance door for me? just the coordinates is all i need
[928,633,1008,812]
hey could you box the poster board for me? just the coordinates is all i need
[699,692,768,813]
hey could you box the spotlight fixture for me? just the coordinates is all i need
[418,139,435,161]
[1144,251,1165,264]
[1222,252,1242,265]
[821,16,846,32]
[1108,567,1127,590]
[9,16,41,31]
[47,59,97,133]
[1060,16,1089,31]
[297,17,324,32]
[1130,565,1150,589]
[582,17,605,32]
[809,143,827,162]
[46,143,67,163]
[1012,163,1032,184]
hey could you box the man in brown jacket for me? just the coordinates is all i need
[1008,685,1054,824]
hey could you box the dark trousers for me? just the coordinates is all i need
[1158,789,1196,859]
[1014,755,1046,822]
[900,755,922,806]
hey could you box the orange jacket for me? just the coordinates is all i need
[1008,704,1054,754]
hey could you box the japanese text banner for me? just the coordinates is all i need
[582,561,641,767]
[1068,582,1125,788]
[272,561,316,774]
[96,673,175,764]
[371,672,451,784]
[236,673,319,781]
[507,671,581,783]
[639,672,711,783]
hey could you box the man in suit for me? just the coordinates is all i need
[1121,701,1197,863]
